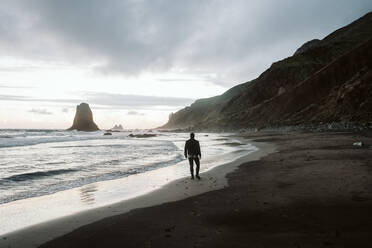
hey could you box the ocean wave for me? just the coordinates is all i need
[0,129,170,149]
[24,129,61,133]
[0,133,166,149]
[0,135,107,148]
[0,135,13,138]
[0,154,184,204]
[2,169,78,182]
[0,132,245,206]
[51,144,130,149]
[222,142,243,146]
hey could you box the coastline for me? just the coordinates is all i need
[38,131,372,248]
[0,137,275,248]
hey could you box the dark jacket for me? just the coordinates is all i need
[184,139,201,157]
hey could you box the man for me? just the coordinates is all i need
[184,132,201,180]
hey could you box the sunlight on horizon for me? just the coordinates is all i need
[0,58,227,129]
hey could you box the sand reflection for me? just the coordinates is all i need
[79,184,98,205]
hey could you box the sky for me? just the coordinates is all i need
[0,0,371,129]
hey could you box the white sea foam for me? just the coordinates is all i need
[0,130,254,205]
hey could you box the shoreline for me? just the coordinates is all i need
[38,131,372,248]
[0,138,275,248]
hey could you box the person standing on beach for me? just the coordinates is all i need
[184,132,201,180]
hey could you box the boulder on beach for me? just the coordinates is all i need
[68,103,99,131]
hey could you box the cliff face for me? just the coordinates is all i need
[68,103,99,131]
[161,12,372,130]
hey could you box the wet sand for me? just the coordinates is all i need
[5,131,372,247]
[0,137,272,248]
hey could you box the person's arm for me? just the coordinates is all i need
[184,141,188,158]
[197,141,201,159]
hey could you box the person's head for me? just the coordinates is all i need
[190,132,195,139]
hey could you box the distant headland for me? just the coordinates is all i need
[161,12,372,131]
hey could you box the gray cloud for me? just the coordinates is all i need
[156,78,201,82]
[1,1,371,85]
[85,92,194,108]
[61,107,69,113]
[0,94,77,103]
[0,94,30,101]
[0,92,194,109]
[0,83,34,88]
[127,111,145,116]
[29,108,53,115]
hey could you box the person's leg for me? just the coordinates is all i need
[194,157,200,179]
[188,158,194,179]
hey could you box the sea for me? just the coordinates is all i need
[0,129,256,206]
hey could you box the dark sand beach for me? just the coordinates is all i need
[40,131,372,248]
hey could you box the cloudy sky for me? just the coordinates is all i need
[0,0,371,129]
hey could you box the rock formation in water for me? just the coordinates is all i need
[68,103,99,131]
[160,12,372,130]
[128,133,157,138]
[111,124,124,131]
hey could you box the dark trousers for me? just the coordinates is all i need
[188,157,200,176]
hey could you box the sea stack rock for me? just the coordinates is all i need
[68,103,99,131]
[111,124,124,131]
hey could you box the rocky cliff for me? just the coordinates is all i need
[161,12,372,130]
[68,103,99,131]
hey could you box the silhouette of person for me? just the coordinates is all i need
[184,132,201,180]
